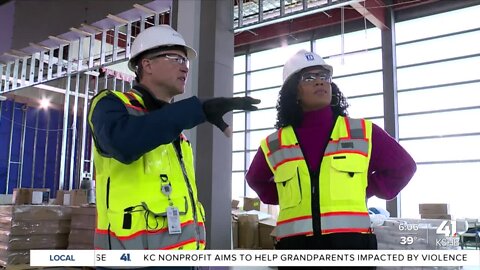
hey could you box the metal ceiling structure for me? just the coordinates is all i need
[232,0,441,48]
[0,0,170,192]
[233,0,366,32]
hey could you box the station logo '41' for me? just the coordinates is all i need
[436,220,457,237]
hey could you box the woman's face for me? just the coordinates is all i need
[297,68,332,111]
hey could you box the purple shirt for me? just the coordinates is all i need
[245,106,417,204]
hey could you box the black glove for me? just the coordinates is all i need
[203,97,260,136]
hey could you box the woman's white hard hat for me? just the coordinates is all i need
[128,24,197,71]
[282,50,333,84]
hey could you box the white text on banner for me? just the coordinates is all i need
[30,250,480,267]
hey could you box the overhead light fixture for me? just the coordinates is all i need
[40,98,51,109]
[0,95,7,101]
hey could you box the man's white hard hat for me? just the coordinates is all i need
[128,25,197,71]
[282,50,333,84]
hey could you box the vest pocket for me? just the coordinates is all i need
[329,155,368,201]
[143,146,172,175]
[274,162,302,210]
[107,196,188,235]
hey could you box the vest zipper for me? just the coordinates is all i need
[106,177,112,249]
[310,169,321,236]
[293,133,322,237]
[173,141,200,250]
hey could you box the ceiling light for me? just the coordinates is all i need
[40,98,50,109]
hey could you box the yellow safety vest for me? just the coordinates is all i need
[260,116,372,240]
[88,90,206,250]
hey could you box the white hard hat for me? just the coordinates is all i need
[128,25,197,71]
[282,50,333,84]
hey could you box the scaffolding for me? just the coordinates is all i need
[0,1,169,195]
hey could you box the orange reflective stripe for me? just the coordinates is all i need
[266,132,280,154]
[324,139,369,157]
[275,215,313,240]
[345,118,366,139]
[94,221,205,250]
[266,130,304,169]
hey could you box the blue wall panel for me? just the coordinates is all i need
[32,109,47,189]
[46,109,61,197]
[0,100,13,193]
[20,106,37,188]
[0,98,84,197]
[8,103,23,193]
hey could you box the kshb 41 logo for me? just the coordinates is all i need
[435,220,459,247]
[436,220,457,237]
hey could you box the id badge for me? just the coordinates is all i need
[166,206,182,234]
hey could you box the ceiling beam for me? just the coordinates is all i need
[235,7,364,47]
[350,0,388,30]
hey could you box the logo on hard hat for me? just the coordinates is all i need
[305,53,315,61]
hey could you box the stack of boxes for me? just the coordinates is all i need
[68,206,96,249]
[231,197,276,250]
[0,205,72,266]
[419,203,451,220]
[0,187,97,266]
[12,188,50,205]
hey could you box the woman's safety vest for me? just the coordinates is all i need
[260,116,373,240]
[88,90,206,250]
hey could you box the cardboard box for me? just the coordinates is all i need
[421,214,452,220]
[238,214,259,249]
[70,206,96,230]
[419,203,449,215]
[68,229,95,245]
[12,188,50,205]
[231,200,240,209]
[55,190,88,206]
[258,218,276,249]
[243,197,260,211]
[232,218,238,249]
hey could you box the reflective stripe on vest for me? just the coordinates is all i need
[94,221,206,250]
[275,216,313,240]
[320,212,371,234]
[346,118,366,139]
[111,91,147,116]
[324,139,369,156]
[266,132,304,170]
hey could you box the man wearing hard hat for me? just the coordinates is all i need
[246,50,416,269]
[88,25,259,256]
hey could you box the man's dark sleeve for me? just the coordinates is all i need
[90,94,206,164]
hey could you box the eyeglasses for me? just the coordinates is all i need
[148,53,189,67]
[300,71,332,83]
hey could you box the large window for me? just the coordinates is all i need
[396,5,480,219]
[233,4,480,220]
[233,27,385,210]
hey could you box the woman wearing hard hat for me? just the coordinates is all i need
[246,50,416,269]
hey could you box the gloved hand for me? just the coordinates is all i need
[203,96,261,137]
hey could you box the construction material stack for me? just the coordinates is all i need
[0,205,72,266]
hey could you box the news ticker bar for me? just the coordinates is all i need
[30,250,480,267]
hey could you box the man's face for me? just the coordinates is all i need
[140,49,189,99]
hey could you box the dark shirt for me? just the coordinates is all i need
[89,84,206,164]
